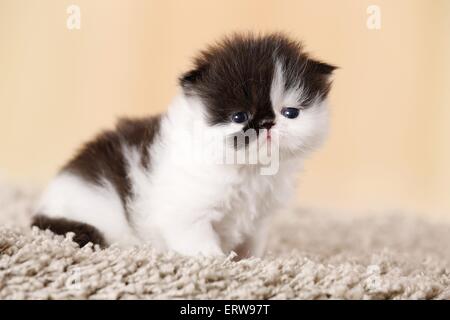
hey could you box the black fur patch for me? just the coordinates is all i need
[180,33,336,127]
[32,214,107,248]
[63,115,161,221]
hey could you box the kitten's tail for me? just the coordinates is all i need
[31,214,106,248]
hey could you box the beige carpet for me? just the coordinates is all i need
[0,180,449,300]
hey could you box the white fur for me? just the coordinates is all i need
[35,62,329,257]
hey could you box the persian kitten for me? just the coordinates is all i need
[32,33,335,258]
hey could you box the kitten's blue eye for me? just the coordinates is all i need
[231,112,249,123]
[281,107,300,119]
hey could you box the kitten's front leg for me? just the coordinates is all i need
[160,218,224,257]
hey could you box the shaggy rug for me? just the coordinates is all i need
[0,180,449,300]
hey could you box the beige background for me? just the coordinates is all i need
[1,0,449,217]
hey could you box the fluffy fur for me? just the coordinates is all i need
[32,33,335,258]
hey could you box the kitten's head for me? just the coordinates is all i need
[179,33,336,157]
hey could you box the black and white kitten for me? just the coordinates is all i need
[32,33,335,257]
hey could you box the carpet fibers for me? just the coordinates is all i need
[0,181,449,299]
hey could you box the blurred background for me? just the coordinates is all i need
[1,0,449,218]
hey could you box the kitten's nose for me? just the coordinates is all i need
[260,120,275,130]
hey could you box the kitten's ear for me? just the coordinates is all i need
[309,59,337,77]
[179,65,207,91]
[307,59,337,99]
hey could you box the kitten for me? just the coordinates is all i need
[32,33,335,257]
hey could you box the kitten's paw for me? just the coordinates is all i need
[161,219,224,257]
